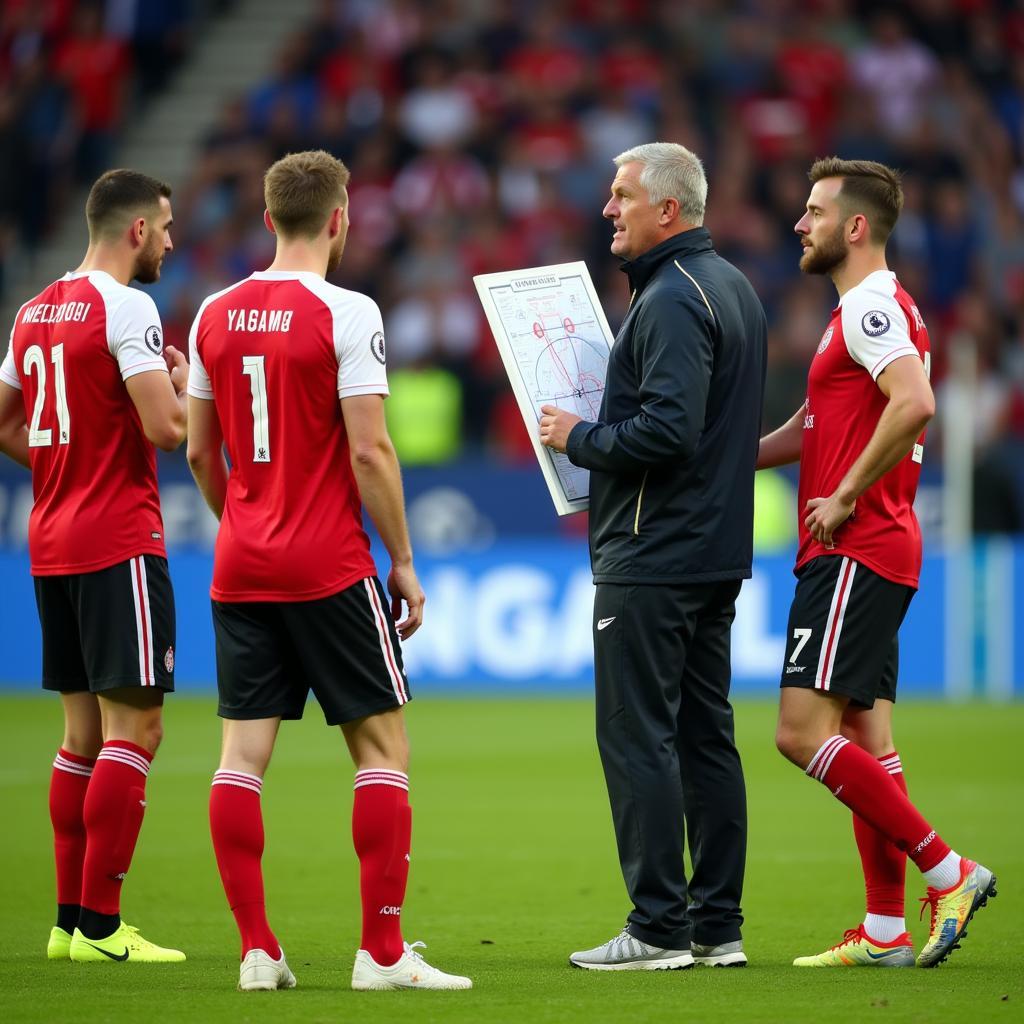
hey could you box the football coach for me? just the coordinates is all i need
[540,142,767,971]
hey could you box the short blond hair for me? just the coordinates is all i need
[264,150,350,240]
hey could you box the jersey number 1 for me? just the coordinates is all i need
[23,343,70,447]
[242,355,271,462]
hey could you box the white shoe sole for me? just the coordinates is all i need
[352,977,472,990]
[694,951,747,967]
[569,953,694,971]
[239,975,297,991]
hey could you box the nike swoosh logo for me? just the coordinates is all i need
[865,949,902,960]
[85,942,129,961]
[597,617,616,630]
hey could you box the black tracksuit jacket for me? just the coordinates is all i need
[566,228,767,584]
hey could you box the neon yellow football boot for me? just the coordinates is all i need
[47,926,73,960]
[917,858,997,968]
[793,925,915,967]
[69,922,185,963]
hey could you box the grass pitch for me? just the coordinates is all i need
[0,694,1019,1024]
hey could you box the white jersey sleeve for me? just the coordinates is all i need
[0,342,19,390]
[294,277,389,397]
[106,286,168,381]
[332,292,390,398]
[186,303,213,400]
[840,273,920,381]
[0,301,33,389]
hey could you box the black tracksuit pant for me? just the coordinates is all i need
[593,579,747,950]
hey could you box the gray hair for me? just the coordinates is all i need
[614,142,707,225]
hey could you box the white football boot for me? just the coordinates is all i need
[351,941,472,990]
[238,947,297,991]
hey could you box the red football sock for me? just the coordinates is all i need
[49,749,95,911]
[352,769,411,967]
[807,737,951,872]
[210,770,280,960]
[80,741,152,916]
[853,752,908,917]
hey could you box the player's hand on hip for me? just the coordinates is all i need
[388,563,425,640]
[539,405,582,454]
[164,345,188,396]
[804,493,856,548]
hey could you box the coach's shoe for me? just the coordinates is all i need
[47,926,73,960]
[793,925,915,967]
[69,923,186,963]
[238,947,297,991]
[570,929,693,971]
[917,858,997,968]
[352,941,472,990]
[692,939,747,967]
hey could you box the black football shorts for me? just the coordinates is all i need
[34,555,176,693]
[212,575,411,725]
[780,555,914,708]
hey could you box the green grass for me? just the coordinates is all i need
[0,695,1020,1023]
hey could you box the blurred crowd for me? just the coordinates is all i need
[0,0,209,296]
[6,0,1024,529]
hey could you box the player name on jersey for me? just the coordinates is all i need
[226,308,294,333]
[21,302,93,325]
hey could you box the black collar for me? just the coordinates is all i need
[621,227,714,293]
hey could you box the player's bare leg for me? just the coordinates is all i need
[778,689,995,967]
[47,694,103,958]
[69,688,184,963]
[212,717,295,991]
[343,709,470,991]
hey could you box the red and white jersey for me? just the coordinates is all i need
[0,271,168,575]
[797,270,931,588]
[188,270,389,602]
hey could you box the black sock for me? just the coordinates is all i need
[77,908,121,941]
[56,903,81,934]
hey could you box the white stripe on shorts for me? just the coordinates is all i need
[363,578,408,704]
[129,557,147,685]
[137,557,155,686]
[815,557,857,691]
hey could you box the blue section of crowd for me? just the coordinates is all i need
[2,540,1019,695]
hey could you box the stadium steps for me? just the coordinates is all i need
[2,0,319,331]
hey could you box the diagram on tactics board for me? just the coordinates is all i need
[474,262,616,515]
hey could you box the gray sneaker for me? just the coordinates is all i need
[691,939,747,967]
[569,929,693,971]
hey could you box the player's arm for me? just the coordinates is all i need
[0,380,28,468]
[341,393,424,639]
[186,396,228,519]
[124,345,188,450]
[804,354,934,545]
[757,404,805,469]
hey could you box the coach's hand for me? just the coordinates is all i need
[388,562,425,640]
[804,492,856,548]
[539,405,582,454]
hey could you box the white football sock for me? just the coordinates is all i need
[863,914,905,943]
[922,850,962,890]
